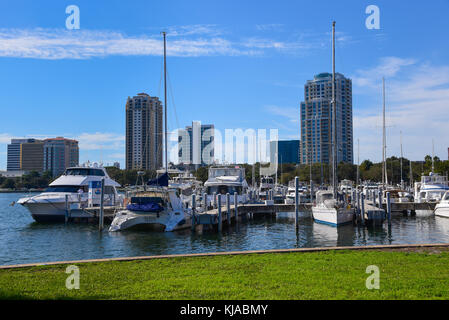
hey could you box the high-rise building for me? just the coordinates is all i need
[43,137,79,176]
[178,121,214,167]
[126,93,163,170]
[7,138,33,171]
[300,72,353,165]
[270,140,300,165]
[20,139,44,172]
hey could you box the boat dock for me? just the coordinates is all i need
[61,188,438,232]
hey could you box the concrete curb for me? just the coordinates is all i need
[1,243,449,270]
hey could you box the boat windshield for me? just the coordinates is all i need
[427,191,445,200]
[64,168,105,176]
[45,185,87,193]
[443,193,449,201]
[207,185,242,195]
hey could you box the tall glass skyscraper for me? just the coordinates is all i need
[300,73,353,165]
[125,93,163,170]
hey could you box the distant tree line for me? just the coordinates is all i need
[193,155,449,186]
[0,171,53,190]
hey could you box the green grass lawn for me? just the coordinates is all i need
[1,249,449,300]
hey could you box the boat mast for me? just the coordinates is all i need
[162,32,168,173]
[400,131,403,187]
[382,77,388,188]
[331,21,337,198]
[356,138,360,188]
[432,139,435,172]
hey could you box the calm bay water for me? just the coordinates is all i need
[2,192,449,266]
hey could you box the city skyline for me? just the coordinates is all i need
[1,0,449,169]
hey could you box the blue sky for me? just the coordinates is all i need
[1,0,449,169]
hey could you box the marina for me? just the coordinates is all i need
[1,191,449,267]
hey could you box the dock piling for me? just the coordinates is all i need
[295,176,299,229]
[361,193,366,225]
[213,192,217,209]
[217,195,222,232]
[226,193,231,226]
[99,178,105,231]
[386,192,392,224]
[378,190,382,209]
[234,192,238,224]
[65,194,69,224]
[191,194,196,232]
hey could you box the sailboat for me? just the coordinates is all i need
[312,21,355,227]
[109,32,192,232]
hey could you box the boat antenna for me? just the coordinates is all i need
[162,31,168,174]
[331,21,337,198]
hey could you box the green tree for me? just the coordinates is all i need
[1,179,15,189]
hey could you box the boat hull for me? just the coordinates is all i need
[434,203,449,218]
[312,206,354,227]
[109,210,191,232]
[415,209,434,216]
[19,199,93,222]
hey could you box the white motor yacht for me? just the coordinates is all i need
[312,190,355,227]
[434,191,449,218]
[17,164,122,222]
[204,167,249,205]
[414,172,449,215]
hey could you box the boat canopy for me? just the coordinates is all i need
[147,172,169,187]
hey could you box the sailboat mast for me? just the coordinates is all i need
[432,139,435,172]
[382,77,387,188]
[331,21,337,197]
[356,138,360,188]
[400,131,403,186]
[163,32,168,173]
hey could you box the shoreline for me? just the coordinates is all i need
[2,242,449,270]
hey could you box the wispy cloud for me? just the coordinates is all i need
[75,132,125,151]
[265,105,299,123]
[352,57,417,88]
[0,27,262,59]
[0,25,352,60]
[255,24,284,31]
[352,57,449,161]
